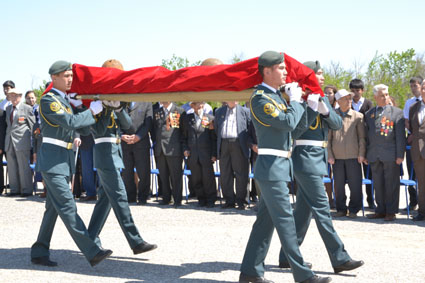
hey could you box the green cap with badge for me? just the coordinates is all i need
[49,60,73,75]
[303,60,321,74]
[258,51,284,67]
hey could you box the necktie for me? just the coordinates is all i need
[416,98,420,102]
[10,106,15,124]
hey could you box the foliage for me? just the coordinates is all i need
[33,80,48,104]
[161,54,201,71]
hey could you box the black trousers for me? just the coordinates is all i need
[371,160,400,215]
[156,153,183,204]
[122,142,151,202]
[332,159,363,213]
[406,146,418,205]
[187,154,216,204]
[219,139,249,206]
[0,153,4,193]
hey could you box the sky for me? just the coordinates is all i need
[1,0,424,99]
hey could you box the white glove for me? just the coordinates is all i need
[284,82,302,102]
[68,93,83,107]
[317,99,330,115]
[102,100,121,108]
[307,94,320,111]
[89,100,103,115]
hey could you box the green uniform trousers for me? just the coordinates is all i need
[279,172,351,266]
[240,179,314,282]
[31,172,101,261]
[88,168,144,249]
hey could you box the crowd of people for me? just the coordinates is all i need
[0,61,424,223]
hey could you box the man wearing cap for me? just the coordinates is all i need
[87,59,157,255]
[4,88,35,196]
[327,89,366,218]
[278,60,364,275]
[239,51,330,283]
[31,60,111,267]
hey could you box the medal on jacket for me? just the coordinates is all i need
[201,116,210,128]
[166,111,180,130]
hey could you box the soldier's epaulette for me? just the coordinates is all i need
[45,92,54,97]
[254,89,264,95]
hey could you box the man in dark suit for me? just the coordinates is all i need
[5,88,35,196]
[182,101,217,207]
[121,101,153,204]
[153,101,184,207]
[0,80,14,195]
[365,84,405,221]
[214,101,250,210]
[350,78,374,208]
[408,80,425,221]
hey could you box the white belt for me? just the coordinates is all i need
[295,139,328,148]
[94,137,121,144]
[43,137,73,150]
[258,148,292,158]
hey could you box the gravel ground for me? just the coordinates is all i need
[1,190,424,283]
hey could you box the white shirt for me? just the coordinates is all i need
[160,102,173,116]
[182,102,213,115]
[221,106,238,139]
[418,101,425,125]
[403,95,422,119]
[352,97,364,112]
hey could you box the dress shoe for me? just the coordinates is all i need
[348,212,357,218]
[384,214,396,221]
[0,188,3,195]
[206,202,215,208]
[6,192,20,197]
[89,249,113,267]
[301,275,332,283]
[80,195,97,201]
[237,204,247,210]
[31,256,58,267]
[333,211,346,217]
[137,199,147,205]
[198,200,207,207]
[367,213,385,219]
[239,272,274,283]
[159,200,170,205]
[333,259,364,273]
[133,241,158,254]
[412,214,425,221]
[21,193,33,197]
[279,261,312,269]
[221,203,235,209]
[173,202,182,208]
[39,192,46,198]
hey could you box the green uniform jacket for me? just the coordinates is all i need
[292,97,342,175]
[92,108,132,170]
[250,84,305,182]
[37,89,95,174]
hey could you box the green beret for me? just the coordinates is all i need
[258,51,284,67]
[49,60,72,75]
[303,60,321,73]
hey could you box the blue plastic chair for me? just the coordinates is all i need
[150,146,160,200]
[400,163,417,219]
[182,158,191,203]
[360,165,373,217]
[214,161,222,205]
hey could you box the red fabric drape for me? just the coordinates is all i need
[67,53,323,97]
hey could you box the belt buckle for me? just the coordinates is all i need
[116,138,121,144]
[67,143,73,150]
[287,151,292,158]
[322,141,328,148]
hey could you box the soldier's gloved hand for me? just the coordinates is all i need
[284,82,303,102]
[317,99,330,115]
[307,94,320,111]
[89,100,103,115]
[68,93,83,107]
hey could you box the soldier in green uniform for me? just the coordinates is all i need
[31,61,112,267]
[278,60,364,275]
[87,59,157,255]
[239,51,330,283]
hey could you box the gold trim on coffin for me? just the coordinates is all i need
[76,89,254,102]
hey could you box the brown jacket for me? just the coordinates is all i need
[328,108,366,160]
[409,101,425,161]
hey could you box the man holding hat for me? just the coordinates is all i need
[278,61,364,276]
[239,51,329,283]
[31,60,111,267]
[87,59,157,256]
[327,89,366,218]
[4,88,35,196]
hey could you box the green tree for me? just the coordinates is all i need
[33,80,48,104]
[323,61,356,90]
[161,54,201,70]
